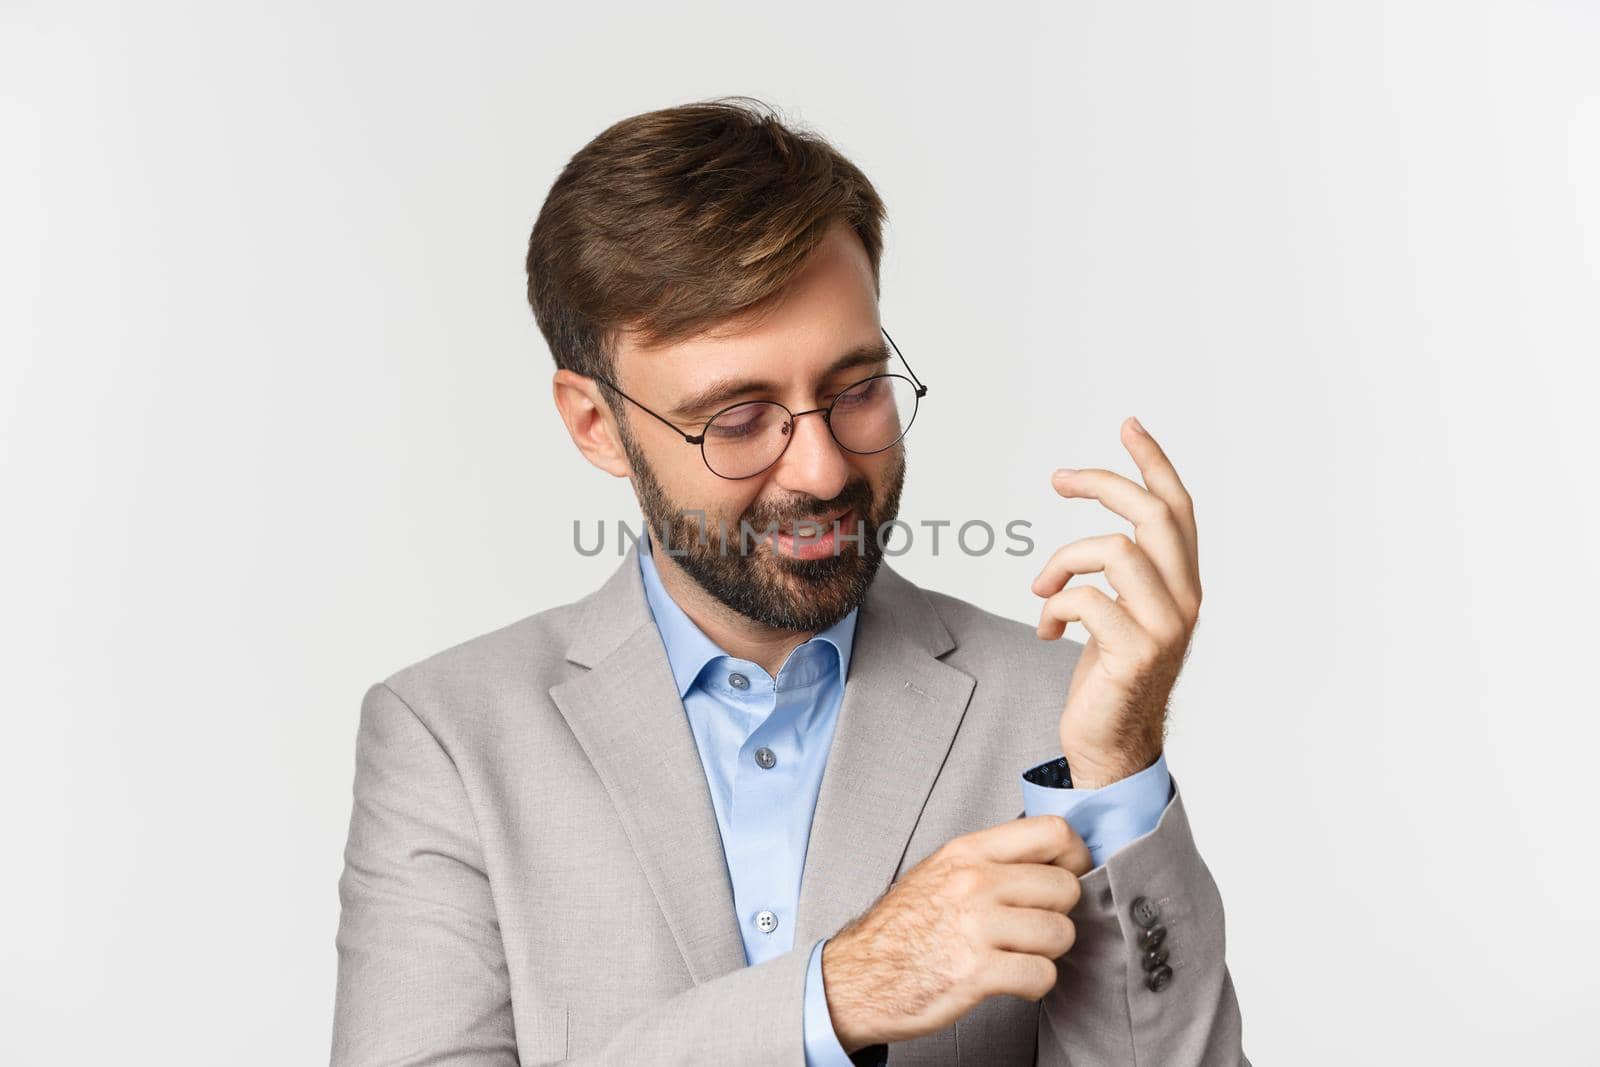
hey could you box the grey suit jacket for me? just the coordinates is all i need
[332,543,1247,1065]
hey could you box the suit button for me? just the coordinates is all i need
[755,910,778,934]
[1131,896,1162,929]
[1139,925,1167,952]
[1142,944,1170,972]
[1146,963,1174,992]
[755,747,777,769]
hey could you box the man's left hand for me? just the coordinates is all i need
[1031,416,1203,790]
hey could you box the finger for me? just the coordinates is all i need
[970,814,1089,870]
[991,863,1084,913]
[1120,416,1198,561]
[983,905,1078,959]
[978,949,1060,1001]
[1034,824,1091,877]
[1051,466,1199,620]
[1029,533,1187,648]
[1037,585,1156,665]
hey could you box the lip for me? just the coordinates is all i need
[770,508,856,559]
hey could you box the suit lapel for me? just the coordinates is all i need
[547,544,748,984]
[548,543,977,984]
[794,562,976,948]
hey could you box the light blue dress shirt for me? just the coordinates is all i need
[636,532,1172,1065]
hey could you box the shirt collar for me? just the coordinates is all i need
[637,529,857,697]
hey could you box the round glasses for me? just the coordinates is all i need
[593,327,928,480]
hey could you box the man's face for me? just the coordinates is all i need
[610,221,907,632]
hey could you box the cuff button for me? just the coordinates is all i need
[1131,896,1162,929]
[1146,963,1174,992]
[1142,944,1170,972]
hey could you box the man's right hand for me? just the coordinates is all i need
[820,814,1092,1053]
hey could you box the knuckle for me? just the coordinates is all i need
[1135,633,1163,665]
[945,863,987,899]
[1069,583,1101,607]
[970,951,1005,999]
[940,833,978,861]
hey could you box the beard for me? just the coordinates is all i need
[618,415,906,633]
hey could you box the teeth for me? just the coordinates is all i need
[787,511,846,538]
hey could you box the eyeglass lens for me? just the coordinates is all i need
[700,374,920,479]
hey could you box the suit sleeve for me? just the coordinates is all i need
[332,681,824,1067]
[1030,776,1250,1066]
[332,682,517,1064]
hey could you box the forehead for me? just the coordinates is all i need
[615,221,881,391]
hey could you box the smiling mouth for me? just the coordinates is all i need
[785,508,852,538]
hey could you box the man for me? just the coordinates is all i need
[332,97,1247,1065]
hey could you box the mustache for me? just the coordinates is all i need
[742,480,876,527]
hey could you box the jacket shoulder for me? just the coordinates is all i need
[373,596,589,721]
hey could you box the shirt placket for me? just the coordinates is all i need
[721,648,826,965]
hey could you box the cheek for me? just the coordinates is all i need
[682,479,761,528]
[650,446,734,499]
[857,450,903,491]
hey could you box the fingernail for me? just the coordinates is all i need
[1053,467,1078,480]
[1129,417,1147,435]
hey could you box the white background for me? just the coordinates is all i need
[4,2,1597,1063]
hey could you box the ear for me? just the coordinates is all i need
[552,369,633,479]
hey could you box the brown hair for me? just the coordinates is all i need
[525,96,888,390]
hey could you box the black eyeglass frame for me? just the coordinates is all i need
[591,326,929,481]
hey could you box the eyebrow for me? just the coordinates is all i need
[666,340,893,421]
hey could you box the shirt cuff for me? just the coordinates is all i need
[1019,751,1173,867]
[804,937,856,1067]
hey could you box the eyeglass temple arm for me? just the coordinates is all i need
[880,327,927,396]
[592,375,705,444]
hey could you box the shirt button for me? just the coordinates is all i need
[755,909,779,934]
[755,746,777,769]
[1131,896,1162,929]
[728,672,750,690]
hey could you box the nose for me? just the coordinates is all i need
[769,408,850,502]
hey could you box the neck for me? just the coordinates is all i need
[648,544,815,679]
